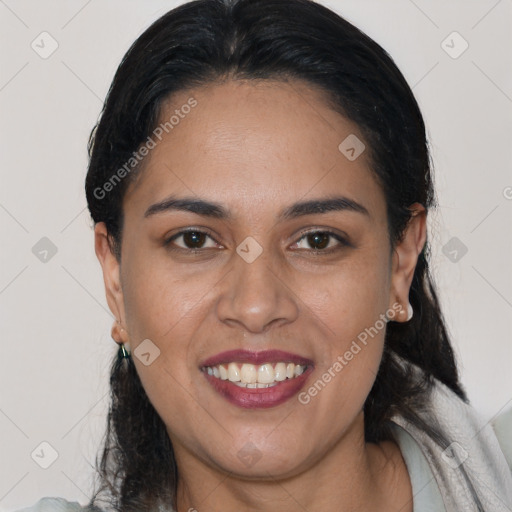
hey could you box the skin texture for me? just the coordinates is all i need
[95,79,426,512]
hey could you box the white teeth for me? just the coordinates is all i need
[205,361,308,386]
[274,362,287,381]
[228,362,241,382]
[240,363,257,384]
[219,365,228,380]
[258,363,275,384]
[232,381,277,388]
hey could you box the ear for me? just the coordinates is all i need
[388,203,427,321]
[94,222,128,343]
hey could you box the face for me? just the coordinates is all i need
[96,79,425,479]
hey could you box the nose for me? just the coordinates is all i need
[215,245,300,334]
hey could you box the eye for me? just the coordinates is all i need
[164,228,350,254]
[164,229,220,251]
[291,230,350,253]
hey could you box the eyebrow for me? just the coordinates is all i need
[144,195,370,221]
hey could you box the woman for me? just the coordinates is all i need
[17,0,512,510]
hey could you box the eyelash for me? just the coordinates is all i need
[164,227,351,255]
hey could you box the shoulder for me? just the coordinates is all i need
[13,497,98,512]
[390,423,447,510]
[390,364,512,509]
[428,378,512,475]
[492,407,512,472]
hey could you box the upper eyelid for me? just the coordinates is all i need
[292,230,350,249]
[167,228,221,247]
[294,227,349,241]
[167,227,349,248]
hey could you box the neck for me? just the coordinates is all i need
[172,413,412,512]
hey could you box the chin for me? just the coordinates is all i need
[202,436,310,479]
[219,453,307,480]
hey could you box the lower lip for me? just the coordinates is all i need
[203,368,313,409]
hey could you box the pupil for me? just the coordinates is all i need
[308,232,328,249]
[184,232,204,248]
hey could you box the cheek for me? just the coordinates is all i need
[120,250,216,399]
[302,247,391,342]
[121,256,210,428]
[121,248,212,342]
[296,246,390,408]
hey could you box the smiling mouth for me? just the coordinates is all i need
[199,349,314,408]
[201,361,308,388]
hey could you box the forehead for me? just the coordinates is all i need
[122,79,385,221]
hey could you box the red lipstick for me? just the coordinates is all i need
[200,349,313,368]
[200,349,314,409]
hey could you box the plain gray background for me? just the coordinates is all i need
[1,0,511,509]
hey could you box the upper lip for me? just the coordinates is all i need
[200,349,314,368]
